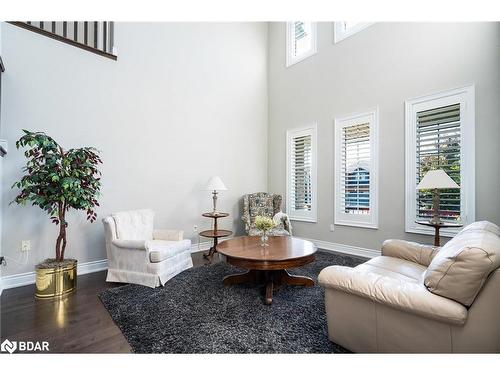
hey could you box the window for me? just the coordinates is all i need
[334,22,373,43]
[405,85,475,236]
[286,124,317,222]
[334,110,379,228]
[286,21,317,67]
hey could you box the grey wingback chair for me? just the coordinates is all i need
[242,192,292,236]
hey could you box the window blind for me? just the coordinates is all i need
[292,21,312,58]
[290,134,312,211]
[340,123,371,214]
[416,103,461,222]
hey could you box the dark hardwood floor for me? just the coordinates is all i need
[0,252,219,353]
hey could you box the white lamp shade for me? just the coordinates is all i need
[416,169,460,190]
[205,176,228,191]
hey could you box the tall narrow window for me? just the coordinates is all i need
[335,110,378,228]
[334,22,373,43]
[405,85,475,236]
[286,124,317,222]
[286,22,317,67]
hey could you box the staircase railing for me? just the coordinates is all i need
[8,21,117,60]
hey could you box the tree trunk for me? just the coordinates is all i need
[55,201,67,262]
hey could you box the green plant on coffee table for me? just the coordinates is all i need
[11,130,102,263]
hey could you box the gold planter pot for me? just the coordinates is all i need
[35,260,77,299]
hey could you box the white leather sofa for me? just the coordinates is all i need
[103,209,193,288]
[319,221,500,353]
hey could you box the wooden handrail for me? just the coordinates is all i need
[7,21,117,61]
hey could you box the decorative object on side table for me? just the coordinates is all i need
[11,130,102,299]
[205,176,227,214]
[416,169,460,225]
[200,212,232,261]
[254,215,276,247]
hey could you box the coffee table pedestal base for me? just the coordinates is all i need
[223,269,314,305]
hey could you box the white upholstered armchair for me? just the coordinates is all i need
[102,209,193,288]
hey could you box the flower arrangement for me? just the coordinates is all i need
[254,215,275,247]
[255,216,275,232]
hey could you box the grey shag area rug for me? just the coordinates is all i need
[99,250,365,353]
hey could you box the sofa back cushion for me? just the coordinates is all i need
[112,209,154,240]
[424,221,500,306]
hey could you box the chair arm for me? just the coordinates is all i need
[318,265,467,325]
[153,229,183,241]
[111,239,147,250]
[381,239,439,267]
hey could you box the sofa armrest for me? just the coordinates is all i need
[111,239,147,250]
[318,265,467,325]
[381,239,439,267]
[153,229,183,241]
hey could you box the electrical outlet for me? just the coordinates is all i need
[330,224,335,232]
[193,225,198,232]
[21,240,31,252]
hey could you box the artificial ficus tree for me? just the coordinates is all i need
[11,130,102,262]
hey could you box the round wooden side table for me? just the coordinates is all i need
[200,212,232,260]
[415,220,463,246]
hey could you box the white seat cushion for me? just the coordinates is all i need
[147,239,191,263]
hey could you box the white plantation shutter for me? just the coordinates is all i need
[416,104,461,222]
[340,123,371,214]
[335,111,378,228]
[287,125,317,222]
[286,22,317,67]
[334,22,373,43]
[291,135,312,211]
[405,85,475,237]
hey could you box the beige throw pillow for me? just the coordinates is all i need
[424,221,500,306]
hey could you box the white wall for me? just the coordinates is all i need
[0,22,268,276]
[268,22,500,250]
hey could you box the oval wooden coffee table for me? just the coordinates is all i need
[217,236,317,305]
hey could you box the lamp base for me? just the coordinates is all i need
[212,190,218,214]
[429,216,442,225]
[430,188,441,225]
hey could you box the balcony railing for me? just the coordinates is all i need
[8,21,117,60]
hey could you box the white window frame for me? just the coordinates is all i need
[334,109,379,228]
[405,85,475,237]
[334,22,373,44]
[286,22,317,67]
[286,124,318,222]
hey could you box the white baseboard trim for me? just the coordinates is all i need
[3,238,371,291]
[190,241,213,253]
[0,259,109,291]
[299,237,380,259]
[1,241,213,292]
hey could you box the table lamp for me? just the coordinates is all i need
[205,176,228,214]
[416,169,459,224]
